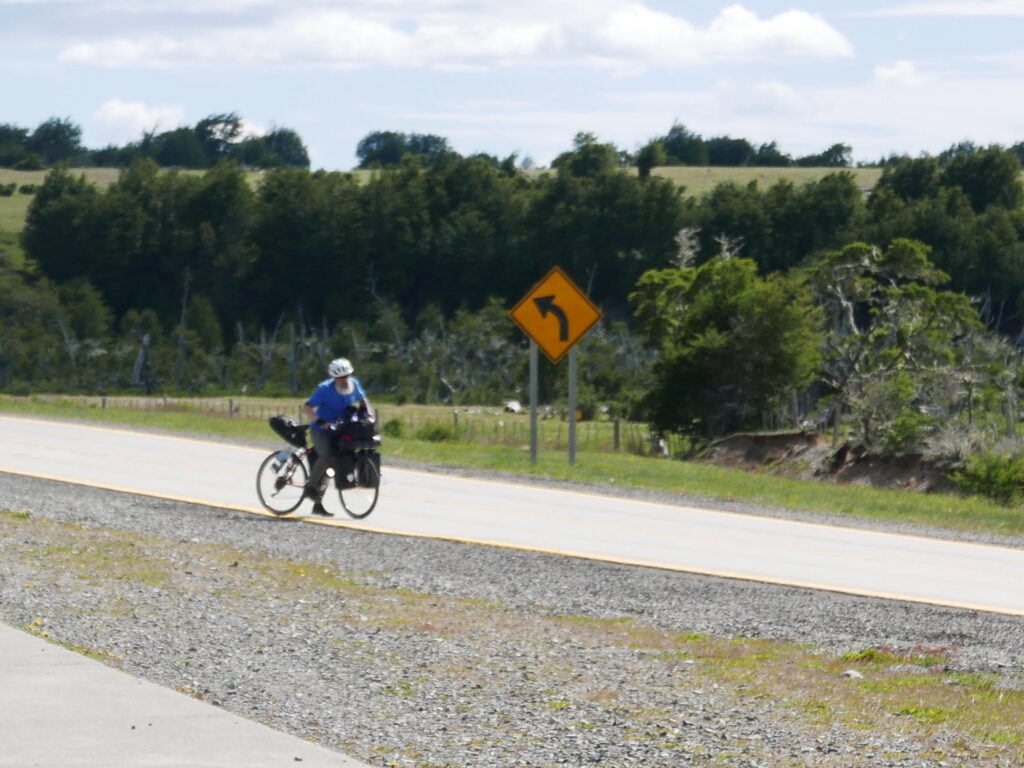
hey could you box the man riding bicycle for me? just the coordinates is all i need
[301,357,373,517]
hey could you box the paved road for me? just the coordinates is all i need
[2,414,1023,616]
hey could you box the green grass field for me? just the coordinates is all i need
[2,394,1023,538]
[649,165,884,197]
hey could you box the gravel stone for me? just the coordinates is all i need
[2,461,1024,768]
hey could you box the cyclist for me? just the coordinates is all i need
[301,357,372,516]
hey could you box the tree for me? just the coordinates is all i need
[807,239,982,450]
[631,254,822,439]
[355,130,454,168]
[551,132,620,177]
[194,113,243,166]
[26,117,82,165]
[753,141,792,167]
[356,131,406,168]
[528,162,685,316]
[940,145,1023,213]
[0,123,29,167]
[21,167,103,283]
[661,122,708,165]
[0,255,63,388]
[796,143,852,168]
[57,278,113,340]
[692,181,766,264]
[260,128,310,168]
[234,130,309,168]
[705,136,755,166]
[635,140,667,180]
[152,127,208,168]
[871,155,941,202]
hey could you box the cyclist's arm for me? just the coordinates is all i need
[302,402,317,424]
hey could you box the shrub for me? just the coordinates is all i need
[12,153,44,171]
[381,418,405,438]
[18,184,37,195]
[881,408,935,454]
[414,421,456,442]
[0,183,15,197]
[951,452,1024,505]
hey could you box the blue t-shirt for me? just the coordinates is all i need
[307,377,367,431]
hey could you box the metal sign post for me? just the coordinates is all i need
[529,340,539,464]
[568,345,577,465]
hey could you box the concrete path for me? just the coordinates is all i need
[0,621,369,767]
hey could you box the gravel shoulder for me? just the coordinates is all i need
[2,467,1024,768]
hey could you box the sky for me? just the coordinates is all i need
[4,0,1024,171]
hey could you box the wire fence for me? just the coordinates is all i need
[42,395,686,458]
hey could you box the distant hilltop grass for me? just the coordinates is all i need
[0,165,887,236]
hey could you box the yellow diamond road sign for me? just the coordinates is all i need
[509,266,602,363]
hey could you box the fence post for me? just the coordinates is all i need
[614,419,620,451]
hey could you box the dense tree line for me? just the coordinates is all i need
[7,131,1024,476]
[634,122,854,173]
[0,114,308,171]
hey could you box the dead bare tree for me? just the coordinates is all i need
[713,233,744,262]
[672,226,701,270]
[254,313,284,391]
[173,267,192,388]
[366,261,405,355]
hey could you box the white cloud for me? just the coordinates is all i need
[874,60,931,86]
[866,1,1024,17]
[91,99,186,145]
[703,5,852,59]
[58,9,557,69]
[55,2,852,71]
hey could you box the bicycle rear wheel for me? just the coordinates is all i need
[338,452,379,519]
[256,451,308,516]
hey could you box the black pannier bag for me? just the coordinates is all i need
[333,448,380,489]
[334,450,357,489]
[269,414,307,448]
[362,449,382,484]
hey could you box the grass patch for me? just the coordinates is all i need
[841,645,953,667]
[3,394,1024,538]
[648,165,885,197]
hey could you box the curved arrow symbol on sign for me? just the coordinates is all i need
[533,295,569,341]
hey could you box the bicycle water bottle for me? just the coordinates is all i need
[272,449,289,472]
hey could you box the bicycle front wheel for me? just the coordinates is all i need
[256,451,308,516]
[338,452,380,519]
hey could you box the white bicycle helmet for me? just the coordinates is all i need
[328,357,354,377]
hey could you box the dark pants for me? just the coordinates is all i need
[307,427,334,493]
